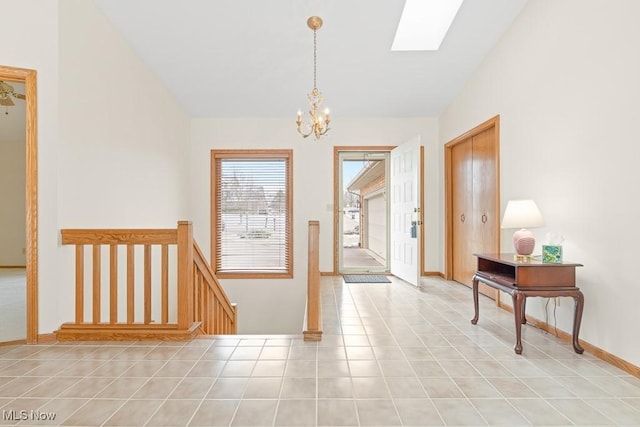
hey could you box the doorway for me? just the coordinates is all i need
[333,146,395,275]
[333,141,423,287]
[0,81,26,342]
[0,65,38,344]
[338,151,390,273]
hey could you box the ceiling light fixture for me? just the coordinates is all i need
[0,81,25,115]
[296,16,330,140]
[0,81,25,105]
[392,0,464,51]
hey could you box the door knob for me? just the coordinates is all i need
[460,214,465,223]
[481,213,488,224]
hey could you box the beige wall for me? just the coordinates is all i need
[440,0,640,366]
[56,0,191,325]
[0,0,60,332]
[0,139,26,265]
[58,0,190,228]
[1,0,191,333]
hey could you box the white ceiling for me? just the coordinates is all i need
[94,0,529,118]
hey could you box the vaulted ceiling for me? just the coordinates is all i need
[0,0,530,140]
[94,0,529,118]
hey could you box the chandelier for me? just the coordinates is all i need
[296,16,330,140]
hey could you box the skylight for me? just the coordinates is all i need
[391,0,464,51]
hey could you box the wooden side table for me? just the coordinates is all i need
[471,253,584,355]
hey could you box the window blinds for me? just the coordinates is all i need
[213,153,292,276]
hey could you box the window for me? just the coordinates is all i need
[211,149,293,278]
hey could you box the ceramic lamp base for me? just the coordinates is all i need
[513,228,535,256]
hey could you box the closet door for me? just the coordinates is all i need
[471,128,499,299]
[451,139,474,286]
[446,116,500,299]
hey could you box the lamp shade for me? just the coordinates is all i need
[501,200,545,229]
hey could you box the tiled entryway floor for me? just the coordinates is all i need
[1,276,639,426]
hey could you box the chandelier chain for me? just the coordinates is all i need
[313,29,317,90]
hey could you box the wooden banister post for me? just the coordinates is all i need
[74,245,84,324]
[177,221,194,329]
[232,303,238,334]
[304,220,322,340]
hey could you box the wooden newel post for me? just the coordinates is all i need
[304,220,322,340]
[177,221,194,329]
[232,303,238,334]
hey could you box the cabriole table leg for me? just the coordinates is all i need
[471,275,480,325]
[572,290,585,354]
[513,291,525,354]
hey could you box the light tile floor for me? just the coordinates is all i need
[0,276,639,426]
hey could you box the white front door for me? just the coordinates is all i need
[390,136,421,286]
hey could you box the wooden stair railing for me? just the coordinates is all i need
[303,220,322,341]
[57,221,236,341]
[192,240,237,334]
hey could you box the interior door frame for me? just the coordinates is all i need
[0,65,38,344]
[444,115,500,280]
[332,146,395,275]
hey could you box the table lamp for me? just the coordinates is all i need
[501,200,545,260]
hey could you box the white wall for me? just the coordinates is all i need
[1,0,190,334]
[58,0,190,227]
[0,0,60,334]
[190,117,438,333]
[440,0,640,366]
[0,139,26,265]
[55,0,191,327]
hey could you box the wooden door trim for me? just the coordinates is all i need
[332,146,395,275]
[0,65,38,343]
[444,115,500,280]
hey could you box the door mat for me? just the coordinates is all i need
[343,274,391,283]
